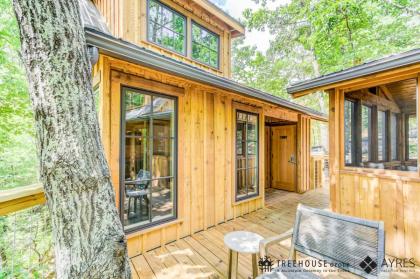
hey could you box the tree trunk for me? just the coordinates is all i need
[12,1,130,278]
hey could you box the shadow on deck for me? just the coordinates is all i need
[130,187,418,278]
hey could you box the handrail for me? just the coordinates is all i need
[0,183,46,215]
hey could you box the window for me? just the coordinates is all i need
[361,105,371,162]
[343,79,417,171]
[192,22,219,68]
[235,111,258,201]
[377,110,386,161]
[407,114,417,160]
[390,113,398,160]
[344,100,355,165]
[148,0,186,55]
[121,87,176,232]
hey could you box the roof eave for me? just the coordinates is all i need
[287,49,420,96]
[85,28,326,121]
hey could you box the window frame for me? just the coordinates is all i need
[406,113,418,161]
[361,104,373,163]
[377,109,388,162]
[390,112,399,161]
[120,86,178,234]
[191,20,220,69]
[146,0,187,56]
[234,110,259,202]
[344,98,357,166]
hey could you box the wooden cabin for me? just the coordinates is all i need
[80,0,326,257]
[288,49,420,263]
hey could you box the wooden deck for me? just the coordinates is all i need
[130,187,419,279]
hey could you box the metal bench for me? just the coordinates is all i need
[259,204,386,279]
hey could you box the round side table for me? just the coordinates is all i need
[224,231,264,279]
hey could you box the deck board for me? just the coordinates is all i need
[130,187,419,278]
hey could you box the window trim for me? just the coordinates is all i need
[146,0,187,56]
[120,86,178,234]
[191,20,220,69]
[234,109,259,202]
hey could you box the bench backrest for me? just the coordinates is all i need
[291,204,385,279]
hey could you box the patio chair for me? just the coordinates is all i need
[126,170,150,219]
[259,204,386,279]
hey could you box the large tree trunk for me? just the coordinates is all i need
[12,1,130,278]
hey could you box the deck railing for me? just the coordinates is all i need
[310,154,328,189]
[0,184,54,278]
[0,156,327,277]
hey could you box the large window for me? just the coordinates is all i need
[407,114,417,160]
[344,100,355,165]
[377,110,386,161]
[235,111,258,201]
[121,87,176,232]
[192,22,219,68]
[343,78,417,171]
[148,0,186,55]
[361,105,371,162]
[390,113,398,160]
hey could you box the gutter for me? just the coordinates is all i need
[287,49,420,94]
[84,28,327,121]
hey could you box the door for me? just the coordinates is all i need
[271,125,297,191]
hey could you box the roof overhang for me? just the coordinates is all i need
[287,49,420,97]
[191,0,245,37]
[85,28,326,121]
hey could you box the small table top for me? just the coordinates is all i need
[224,231,263,254]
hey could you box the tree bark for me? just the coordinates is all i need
[12,1,130,278]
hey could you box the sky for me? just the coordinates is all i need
[211,0,290,52]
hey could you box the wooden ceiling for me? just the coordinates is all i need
[385,78,417,114]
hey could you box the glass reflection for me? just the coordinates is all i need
[122,88,176,230]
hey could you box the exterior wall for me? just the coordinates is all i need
[329,88,420,263]
[92,55,314,257]
[297,115,311,193]
[92,0,233,77]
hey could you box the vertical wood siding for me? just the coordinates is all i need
[93,56,310,256]
[92,0,233,77]
[329,89,420,263]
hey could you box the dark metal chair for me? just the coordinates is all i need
[125,170,151,219]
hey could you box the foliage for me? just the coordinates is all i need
[232,0,420,113]
[0,206,54,278]
[0,0,38,190]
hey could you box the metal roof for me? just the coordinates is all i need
[84,28,326,120]
[79,0,110,34]
[287,48,420,95]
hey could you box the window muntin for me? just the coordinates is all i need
[191,22,219,68]
[235,111,258,201]
[377,110,386,161]
[361,105,371,162]
[148,0,186,55]
[344,100,355,165]
[407,114,417,160]
[121,87,176,232]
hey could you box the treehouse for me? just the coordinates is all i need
[79,0,327,256]
[288,49,420,264]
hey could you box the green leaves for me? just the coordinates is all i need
[0,0,38,189]
[232,0,419,113]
